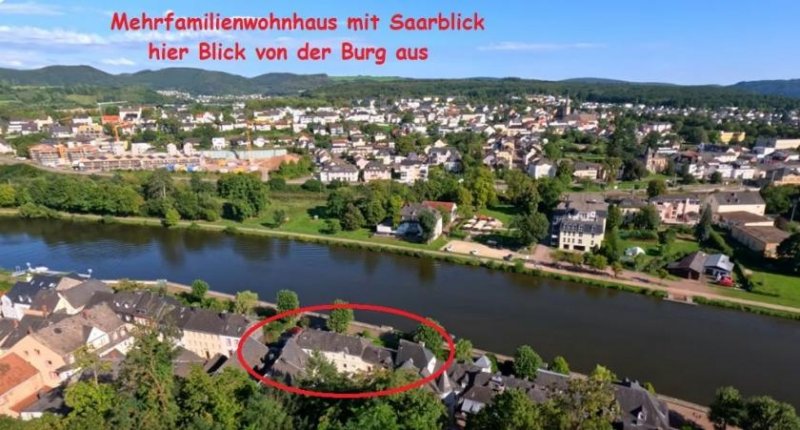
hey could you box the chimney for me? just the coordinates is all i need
[12,320,18,329]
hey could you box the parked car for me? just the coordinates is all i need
[503,254,514,261]
[470,249,479,256]
[717,276,734,287]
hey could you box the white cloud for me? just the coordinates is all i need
[0,25,105,46]
[0,1,63,15]
[0,25,231,48]
[101,57,135,66]
[478,42,605,52]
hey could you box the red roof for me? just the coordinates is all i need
[102,115,119,124]
[422,201,456,213]
[0,353,39,395]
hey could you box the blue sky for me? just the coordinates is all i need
[0,0,797,84]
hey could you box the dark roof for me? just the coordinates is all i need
[172,347,206,378]
[101,291,181,322]
[29,289,61,313]
[61,280,112,309]
[0,314,68,350]
[712,191,765,206]
[395,339,435,370]
[17,387,67,417]
[667,251,707,274]
[174,308,252,338]
[615,380,671,429]
[6,275,63,305]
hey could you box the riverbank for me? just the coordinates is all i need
[107,277,713,430]
[3,208,800,322]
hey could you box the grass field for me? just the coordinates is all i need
[239,191,449,251]
[478,204,520,225]
[715,266,800,309]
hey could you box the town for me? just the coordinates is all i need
[2,90,799,311]
[0,269,721,428]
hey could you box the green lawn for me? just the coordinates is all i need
[620,238,699,262]
[715,267,800,309]
[238,192,449,251]
[478,204,520,225]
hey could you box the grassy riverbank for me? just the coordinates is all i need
[4,208,800,322]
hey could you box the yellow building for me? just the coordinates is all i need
[719,131,746,144]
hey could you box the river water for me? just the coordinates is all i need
[1,218,798,407]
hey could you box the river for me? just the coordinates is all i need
[1,218,798,407]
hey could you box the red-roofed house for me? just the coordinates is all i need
[422,201,458,224]
[0,353,46,417]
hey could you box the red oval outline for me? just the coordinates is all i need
[235,303,456,399]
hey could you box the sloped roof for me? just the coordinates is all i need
[0,353,39,394]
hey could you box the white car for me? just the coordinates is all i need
[470,249,479,256]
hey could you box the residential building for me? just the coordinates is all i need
[526,158,557,179]
[1,274,85,321]
[0,353,46,418]
[756,137,800,151]
[707,191,766,217]
[650,194,701,225]
[362,162,392,182]
[318,163,359,183]
[395,204,444,241]
[170,307,253,360]
[5,303,130,388]
[730,225,791,258]
[551,195,608,252]
[270,329,394,380]
[572,162,602,181]
[667,251,734,280]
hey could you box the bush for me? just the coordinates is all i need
[301,179,325,192]
[267,177,287,191]
[18,203,60,219]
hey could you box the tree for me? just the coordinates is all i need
[239,391,294,430]
[177,366,242,429]
[0,184,15,207]
[553,365,620,429]
[276,289,300,314]
[599,228,623,263]
[742,396,800,430]
[413,319,444,359]
[646,179,667,198]
[550,356,570,375]
[322,218,341,235]
[710,171,724,184]
[273,209,288,227]
[327,300,354,334]
[696,204,713,242]
[622,159,647,181]
[468,389,544,430]
[341,203,365,231]
[468,167,497,209]
[217,173,269,219]
[606,204,622,231]
[709,386,744,429]
[234,290,259,315]
[586,253,608,273]
[190,280,209,303]
[633,204,661,231]
[65,381,117,429]
[418,209,439,242]
[455,338,474,361]
[778,233,800,272]
[144,169,175,201]
[116,328,179,430]
[511,212,549,247]
[513,345,543,379]
[611,261,624,278]
[162,207,180,228]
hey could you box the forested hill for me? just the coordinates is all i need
[732,79,800,99]
[1,65,800,109]
[0,66,330,96]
